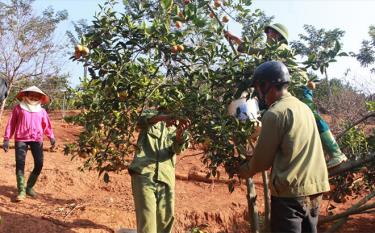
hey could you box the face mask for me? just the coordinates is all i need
[20,96,42,112]
[253,83,271,111]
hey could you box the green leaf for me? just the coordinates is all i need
[161,0,173,12]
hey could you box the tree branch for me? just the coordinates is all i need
[325,190,375,233]
[319,202,375,224]
[329,153,375,177]
[336,111,375,140]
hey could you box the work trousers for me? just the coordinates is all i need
[271,195,322,233]
[131,174,174,233]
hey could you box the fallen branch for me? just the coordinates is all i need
[326,190,375,233]
[176,171,231,184]
[320,202,375,224]
[329,153,375,177]
[336,111,375,140]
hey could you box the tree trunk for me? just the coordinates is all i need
[246,178,260,233]
[0,98,7,127]
[325,70,332,98]
[262,171,271,232]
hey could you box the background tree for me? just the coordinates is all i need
[355,25,375,73]
[290,25,347,97]
[0,0,68,122]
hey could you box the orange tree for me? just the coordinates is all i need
[65,0,307,187]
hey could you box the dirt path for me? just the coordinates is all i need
[0,111,373,233]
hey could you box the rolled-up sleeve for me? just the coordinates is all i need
[171,131,189,155]
[239,111,282,178]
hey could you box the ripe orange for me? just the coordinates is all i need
[214,0,222,8]
[177,45,185,52]
[172,45,179,53]
[176,21,183,29]
[222,15,229,23]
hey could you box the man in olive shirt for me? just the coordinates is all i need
[128,109,189,233]
[238,61,330,233]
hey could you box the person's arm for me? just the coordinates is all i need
[224,31,243,45]
[238,111,282,178]
[136,110,166,129]
[171,119,190,155]
[42,110,55,143]
[4,106,19,141]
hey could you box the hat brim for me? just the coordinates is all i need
[16,91,49,104]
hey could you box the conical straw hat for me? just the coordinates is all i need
[16,86,49,104]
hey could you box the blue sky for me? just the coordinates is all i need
[33,0,375,94]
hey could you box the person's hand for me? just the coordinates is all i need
[250,120,262,140]
[224,30,242,45]
[50,138,56,150]
[307,81,316,90]
[175,119,191,143]
[3,140,9,152]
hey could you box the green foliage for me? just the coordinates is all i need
[65,0,308,185]
[291,25,346,75]
[366,101,375,111]
[356,25,375,73]
[331,126,374,202]
[341,127,369,157]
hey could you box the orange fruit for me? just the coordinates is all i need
[74,51,81,59]
[178,12,185,19]
[81,47,89,56]
[214,0,222,8]
[172,45,179,53]
[175,21,183,29]
[177,45,185,52]
[222,15,229,23]
[209,12,215,18]
[75,44,83,52]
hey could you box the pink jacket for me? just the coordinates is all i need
[4,105,55,142]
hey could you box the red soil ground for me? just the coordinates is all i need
[0,111,373,233]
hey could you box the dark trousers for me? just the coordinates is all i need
[271,195,321,233]
[15,141,44,176]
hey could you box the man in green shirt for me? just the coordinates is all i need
[128,109,189,233]
[226,23,347,168]
[238,61,330,233]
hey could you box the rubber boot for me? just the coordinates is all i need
[320,130,348,169]
[16,172,26,202]
[26,173,39,197]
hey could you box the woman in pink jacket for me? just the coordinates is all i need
[3,86,55,202]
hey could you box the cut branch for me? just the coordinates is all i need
[320,202,375,224]
[329,153,375,177]
[326,190,375,233]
